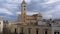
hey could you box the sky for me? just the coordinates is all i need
[0,0,60,21]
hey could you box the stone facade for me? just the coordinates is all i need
[9,24,52,34]
[8,0,52,34]
[18,0,42,24]
[2,0,60,34]
[0,18,3,33]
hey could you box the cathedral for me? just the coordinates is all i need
[7,0,52,34]
[1,0,60,34]
[18,0,42,24]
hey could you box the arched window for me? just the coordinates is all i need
[28,28,31,34]
[36,28,39,34]
[20,27,24,34]
[24,8,26,10]
[14,28,17,34]
[54,31,59,34]
[24,6,26,7]
[44,29,48,34]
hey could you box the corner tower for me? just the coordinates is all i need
[21,0,26,22]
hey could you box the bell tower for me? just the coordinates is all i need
[21,0,26,23]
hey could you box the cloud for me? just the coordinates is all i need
[42,14,52,19]
[16,12,21,15]
[32,0,40,2]
[15,0,60,19]
[6,0,22,4]
[6,0,31,4]
[0,15,17,21]
[0,8,13,15]
[42,0,60,4]
[0,0,60,20]
[4,3,18,10]
[27,11,39,15]
[16,11,39,15]
[42,3,60,19]
[25,0,31,3]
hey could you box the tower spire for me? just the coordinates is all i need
[23,0,25,1]
[21,0,26,23]
[22,0,26,4]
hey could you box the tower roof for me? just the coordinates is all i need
[22,0,26,4]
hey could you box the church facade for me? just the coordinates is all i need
[8,0,52,34]
[2,0,60,34]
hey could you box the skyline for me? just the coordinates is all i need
[0,0,60,21]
